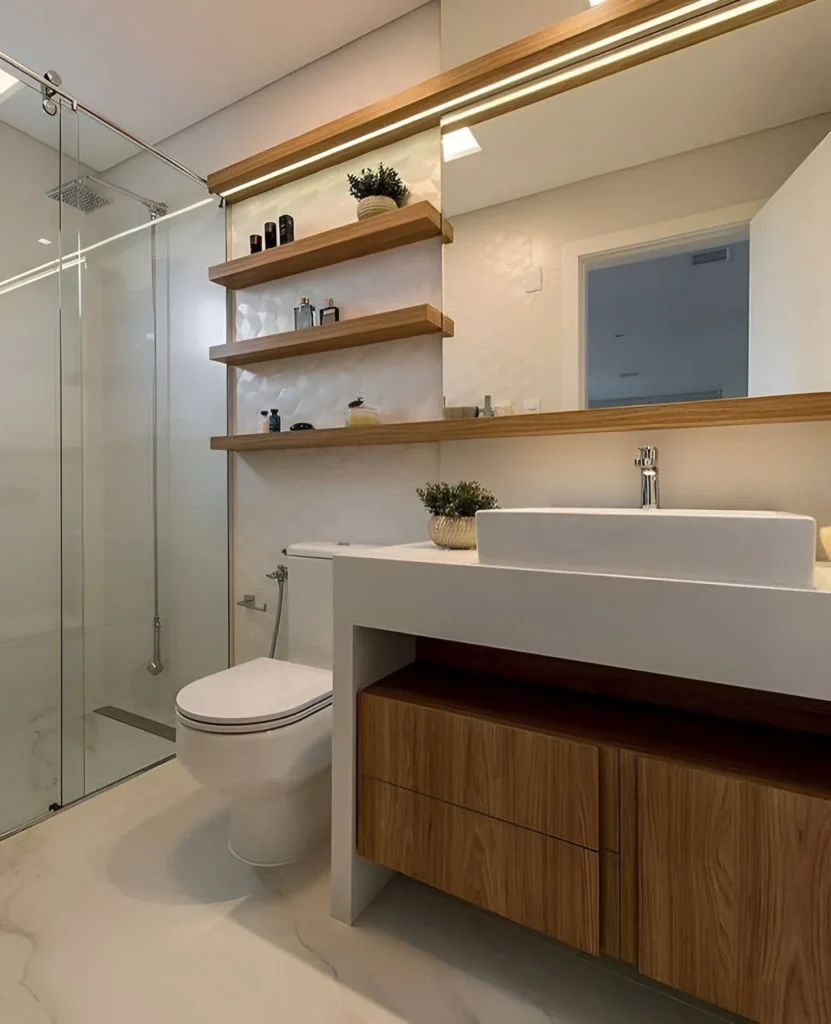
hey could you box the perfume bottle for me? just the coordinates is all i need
[279,215,294,245]
[264,222,277,249]
[294,298,315,330]
[319,299,340,326]
[268,409,281,433]
[260,410,270,433]
[249,234,263,254]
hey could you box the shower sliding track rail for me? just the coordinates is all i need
[0,49,209,191]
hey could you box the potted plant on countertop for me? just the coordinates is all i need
[347,162,409,221]
[417,481,499,550]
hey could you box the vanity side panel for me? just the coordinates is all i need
[358,775,600,954]
[359,688,600,848]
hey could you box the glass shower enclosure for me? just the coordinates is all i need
[0,59,229,836]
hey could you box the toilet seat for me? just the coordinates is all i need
[175,657,332,735]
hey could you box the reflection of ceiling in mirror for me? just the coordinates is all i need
[442,1,831,215]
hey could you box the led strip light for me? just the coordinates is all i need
[219,0,782,198]
[441,0,783,127]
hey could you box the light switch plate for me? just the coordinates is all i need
[522,266,543,293]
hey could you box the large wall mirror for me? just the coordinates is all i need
[441,0,831,416]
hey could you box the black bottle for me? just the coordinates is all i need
[279,215,294,245]
[319,299,340,325]
[264,222,277,249]
[268,409,281,433]
[250,234,263,254]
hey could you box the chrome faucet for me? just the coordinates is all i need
[635,445,660,510]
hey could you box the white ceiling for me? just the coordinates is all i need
[0,0,427,168]
[444,0,831,215]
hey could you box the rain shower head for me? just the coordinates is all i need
[46,178,112,213]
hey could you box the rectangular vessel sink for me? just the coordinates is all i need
[476,508,817,588]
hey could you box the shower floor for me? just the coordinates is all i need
[0,711,174,837]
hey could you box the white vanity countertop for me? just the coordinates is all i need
[333,542,831,702]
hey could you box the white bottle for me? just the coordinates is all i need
[260,410,270,433]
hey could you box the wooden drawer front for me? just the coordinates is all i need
[358,775,600,954]
[359,691,599,848]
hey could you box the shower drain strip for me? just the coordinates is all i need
[92,706,176,742]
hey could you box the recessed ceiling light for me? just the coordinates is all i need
[0,67,22,103]
[442,127,482,162]
[38,238,52,246]
[589,0,609,7]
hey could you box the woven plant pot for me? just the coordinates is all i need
[428,516,477,550]
[357,195,398,221]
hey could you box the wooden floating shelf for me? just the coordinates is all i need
[209,305,454,366]
[208,202,453,290]
[210,392,831,452]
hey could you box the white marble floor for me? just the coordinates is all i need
[0,761,742,1024]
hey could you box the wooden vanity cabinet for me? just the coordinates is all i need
[357,673,611,954]
[356,662,831,1023]
[638,757,831,1024]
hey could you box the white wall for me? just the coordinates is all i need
[749,129,831,395]
[441,420,831,529]
[443,116,830,414]
[84,0,831,679]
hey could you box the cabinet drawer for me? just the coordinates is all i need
[359,775,599,953]
[359,689,599,848]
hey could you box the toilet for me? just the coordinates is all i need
[175,542,344,867]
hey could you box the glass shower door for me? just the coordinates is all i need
[0,72,71,833]
[59,108,228,798]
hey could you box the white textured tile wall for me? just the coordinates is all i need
[229,131,445,661]
[235,239,443,341]
[230,129,441,258]
[237,335,443,432]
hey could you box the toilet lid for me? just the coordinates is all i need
[175,658,332,729]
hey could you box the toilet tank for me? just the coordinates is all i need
[284,542,348,670]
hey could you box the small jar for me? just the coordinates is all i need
[345,397,380,427]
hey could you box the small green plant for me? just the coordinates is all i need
[417,481,499,519]
[347,163,409,205]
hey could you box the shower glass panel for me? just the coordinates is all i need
[0,57,228,836]
[0,73,65,834]
[59,108,228,798]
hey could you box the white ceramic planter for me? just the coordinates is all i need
[356,195,398,221]
[428,516,477,550]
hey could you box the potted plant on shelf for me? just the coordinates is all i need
[347,162,409,221]
[417,481,499,550]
